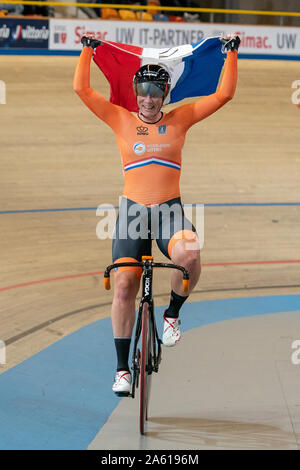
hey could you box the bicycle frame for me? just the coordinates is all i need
[130,258,161,400]
[104,256,189,433]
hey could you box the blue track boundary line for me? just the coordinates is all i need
[1,202,300,215]
[1,49,300,60]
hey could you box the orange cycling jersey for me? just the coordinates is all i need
[73,47,237,206]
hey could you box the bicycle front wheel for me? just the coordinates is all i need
[139,302,151,435]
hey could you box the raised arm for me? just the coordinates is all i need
[174,37,239,129]
[73,42,122,128]
[212,50,237,105]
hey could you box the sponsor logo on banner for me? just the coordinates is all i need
[74,25,108,44]
[12,23,49,43]
[235,31,272,49]
[12,25,22,41]
[49,19,109,50]
[0,18,49,48]
[54,30,67,44]
[56,32,67,44]
[51,22,69,46]
[0,23,10,40]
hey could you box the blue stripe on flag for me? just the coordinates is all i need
[170,37,225,103]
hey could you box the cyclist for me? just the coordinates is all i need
[73,34,240,395]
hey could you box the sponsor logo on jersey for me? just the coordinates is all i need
[158,125,166,134]
[136,126,148,135]
[133,142,146,155]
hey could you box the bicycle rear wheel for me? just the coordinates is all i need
[139,302,151,435]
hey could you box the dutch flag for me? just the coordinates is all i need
[93,37,225,112]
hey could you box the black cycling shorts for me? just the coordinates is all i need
[112,196,197,263]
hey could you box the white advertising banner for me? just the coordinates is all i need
[49,18,300,58]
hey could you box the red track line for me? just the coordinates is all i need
[1,259,300,293]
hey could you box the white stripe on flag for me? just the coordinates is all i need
[140,39,220,105]
[142,45,193,61]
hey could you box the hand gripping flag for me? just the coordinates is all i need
[93,37,225,112]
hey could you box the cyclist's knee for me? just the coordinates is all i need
[114,271,140,301]
[171,240,200,272]
[186,251,201,277]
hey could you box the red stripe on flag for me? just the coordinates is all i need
[93,42,142,112]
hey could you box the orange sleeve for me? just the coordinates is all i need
[73,46,124,129]
[172,51,238,129]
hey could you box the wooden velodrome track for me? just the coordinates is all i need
[1,53,300,449]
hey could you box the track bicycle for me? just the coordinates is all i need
[104,255,189,435]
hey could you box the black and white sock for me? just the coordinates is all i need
[164,290,188,319]
[114,337,131,372]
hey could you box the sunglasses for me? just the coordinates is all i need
[136,82,166,98]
